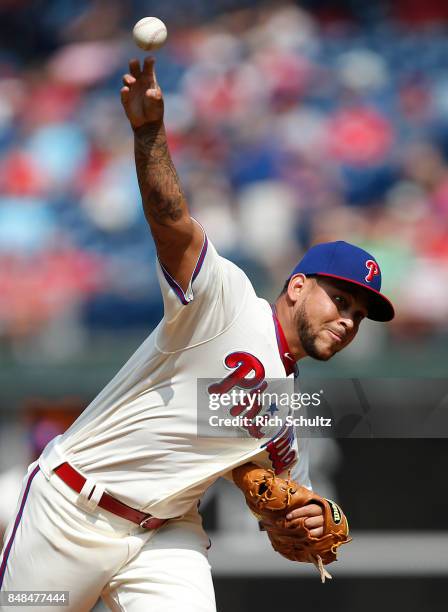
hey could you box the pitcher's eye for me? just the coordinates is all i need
[334,295,347,308]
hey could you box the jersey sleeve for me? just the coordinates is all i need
[155,221,251,351]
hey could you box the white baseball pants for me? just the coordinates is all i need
[0,462,217,611]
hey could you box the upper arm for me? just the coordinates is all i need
[151,215,205,293]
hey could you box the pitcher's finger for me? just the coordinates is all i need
[143,56,157,87]
[309,527,324,537]
[129,58,141,78]
[122,74,136,87]
[144,87,162,100]
[304,516,324,529]
[120,86,130,105]
[286,504,322,520]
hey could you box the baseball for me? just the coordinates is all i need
[132,17,168,51]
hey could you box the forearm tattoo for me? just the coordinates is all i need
[134,122,185,224]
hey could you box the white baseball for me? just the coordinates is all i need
[132,17,168,51]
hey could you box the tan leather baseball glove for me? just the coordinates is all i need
[232,462,351,582]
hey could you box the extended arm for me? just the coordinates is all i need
[121,56,203,291]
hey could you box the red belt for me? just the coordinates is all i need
[54,462,167,530]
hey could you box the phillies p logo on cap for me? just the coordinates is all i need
[365,260,380,283]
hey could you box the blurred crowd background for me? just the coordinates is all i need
[1,1,448,611]
[1,0,448,365]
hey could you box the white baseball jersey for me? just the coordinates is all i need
[39,224,310,518]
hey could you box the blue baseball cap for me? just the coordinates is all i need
[290,241,394,322]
